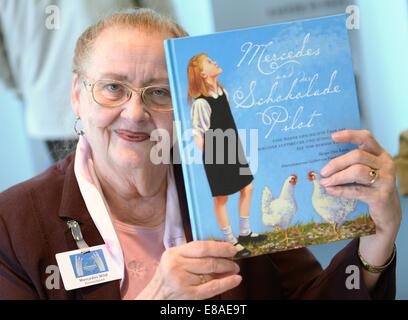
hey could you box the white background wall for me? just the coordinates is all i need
[0,91,51,191]
[357,0,408,156]
[171,0,215,35]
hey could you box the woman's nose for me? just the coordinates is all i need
[120,93,149,122]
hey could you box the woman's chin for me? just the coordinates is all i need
[110,147,150,170]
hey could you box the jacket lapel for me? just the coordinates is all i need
[58,155,121,300]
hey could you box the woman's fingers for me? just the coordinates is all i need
[321,149,380,177]
[325,184,372,203]
[320,164,380,187]
[183,256,240,275]
[331,130,383,156]
[151,241,242,299]
[179,240,238,259]
[193,274,242,300]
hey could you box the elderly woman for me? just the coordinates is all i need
[0,8,401,300]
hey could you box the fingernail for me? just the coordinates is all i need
[332,131,340,138]
[234,263,240,272]
[320,167,329,176]
[233,274,243,284]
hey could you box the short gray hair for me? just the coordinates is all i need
[72,7,188,74]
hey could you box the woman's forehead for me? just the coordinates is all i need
[86,27,168,83]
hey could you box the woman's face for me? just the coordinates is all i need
[72,26,173,171]
[200,56,222,78]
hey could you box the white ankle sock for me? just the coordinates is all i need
[221,225,238,244]
[239,216,251,236]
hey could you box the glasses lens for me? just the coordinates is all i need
[93,80,129,107]
[143,86,172,110]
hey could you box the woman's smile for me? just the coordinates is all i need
[114,129,150,142]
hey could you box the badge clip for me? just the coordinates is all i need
[67,220,89,253]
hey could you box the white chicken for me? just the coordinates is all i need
[262,174,298,244]
[308,171,357,238]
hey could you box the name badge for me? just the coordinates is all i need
[56,245,122,291]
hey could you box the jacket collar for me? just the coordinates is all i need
[58,153,90,224]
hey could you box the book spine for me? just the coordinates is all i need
[164,39,201,240]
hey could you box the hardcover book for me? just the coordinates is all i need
[165,14,375,258]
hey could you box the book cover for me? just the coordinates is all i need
[165,14,375,259]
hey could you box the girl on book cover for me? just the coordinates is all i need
[187,53,266,258]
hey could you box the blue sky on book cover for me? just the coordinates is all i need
[165,14,373,250]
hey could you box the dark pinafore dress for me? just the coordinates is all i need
[199,89,254,196]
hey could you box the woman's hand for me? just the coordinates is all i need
[136,240,241,300]
[320,130,401,237]
[319,130,401,290]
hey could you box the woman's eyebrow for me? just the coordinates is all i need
[98,73,129,81]
[144,78,169,85]
[97,73,169,85]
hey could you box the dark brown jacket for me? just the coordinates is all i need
[0,154,396,299]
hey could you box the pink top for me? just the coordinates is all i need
[111,217,165,300]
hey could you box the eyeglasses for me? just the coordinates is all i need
[82,78,173,112]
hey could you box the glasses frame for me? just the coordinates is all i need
[82,77,173,112]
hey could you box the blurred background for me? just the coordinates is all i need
[0,0,407,299]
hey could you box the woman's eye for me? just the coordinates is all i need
[151,88,170,96]
[99,83,127,99]
[105,84,121,92]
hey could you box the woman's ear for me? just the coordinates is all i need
[200,71,208,79]
[71,74,81,116]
